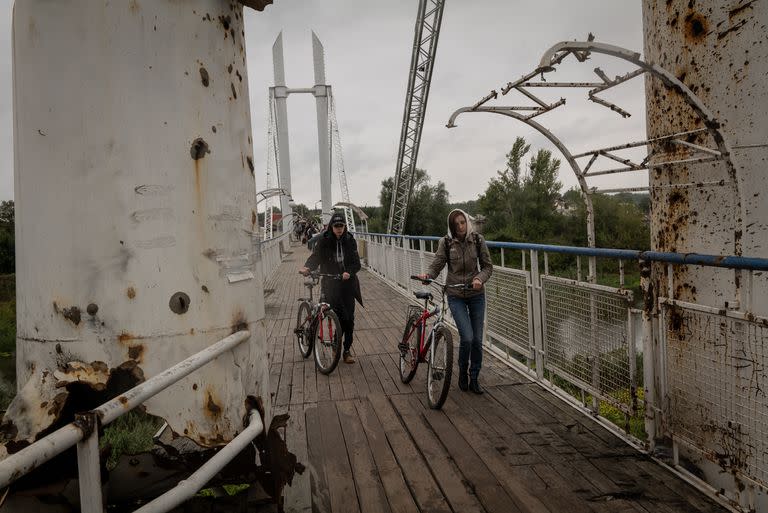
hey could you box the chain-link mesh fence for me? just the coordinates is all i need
[542,276,636,414]
[485,267,532,361]
[664,303,768,488]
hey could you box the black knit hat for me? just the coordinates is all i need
[329,212,346,226]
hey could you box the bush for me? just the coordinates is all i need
[100,410,165,469]
[0,300,15,355]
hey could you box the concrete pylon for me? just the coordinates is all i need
[312,32,333,224]
[272,33,294,244]
[269,32,334,228]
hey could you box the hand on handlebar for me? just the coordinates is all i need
[298,266,310,276]
[412,274,431,283]
[472,277,483,290]
[342,272,351,281]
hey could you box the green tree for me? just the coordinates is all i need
[0,201,13,274]
[292,203,310,217]
[379,169,450,236]
[478,137,563,242]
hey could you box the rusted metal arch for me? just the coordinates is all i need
[536,40,746,257]
[446,106,598,282]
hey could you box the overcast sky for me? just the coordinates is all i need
[0,0,646,209]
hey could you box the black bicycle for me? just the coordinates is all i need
[294,271,343,374]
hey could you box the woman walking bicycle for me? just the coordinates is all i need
[417,209,492,394]
[300,212,363,364]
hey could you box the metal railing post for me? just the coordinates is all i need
[529,250,545,380]
[76,411,103,513]
[640,260,657,449]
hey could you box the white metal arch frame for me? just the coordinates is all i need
[447,104,599,280]
[447,39,746,282]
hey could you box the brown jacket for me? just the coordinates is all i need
[426,209,493,298]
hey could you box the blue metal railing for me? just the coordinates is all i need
[356,232,768,271]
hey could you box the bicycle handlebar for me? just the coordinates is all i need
[300,270,343,280]
[409,275,473,290]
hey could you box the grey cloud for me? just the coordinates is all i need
[1,0,646,208]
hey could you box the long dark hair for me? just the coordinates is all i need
[449,211,466,236]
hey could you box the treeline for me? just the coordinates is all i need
[0,201,13,275]
[361,137,650,251]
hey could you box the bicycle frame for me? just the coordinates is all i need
[299,272,340,344]
[405,293,448,363]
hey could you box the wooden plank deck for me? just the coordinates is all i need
[265,245,726,513]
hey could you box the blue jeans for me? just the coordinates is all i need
[447,294,485,380]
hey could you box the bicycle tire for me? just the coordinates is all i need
[313,307,342,375]
[427,327,453,409]
[399,312,421,384]
[295,301,313,359]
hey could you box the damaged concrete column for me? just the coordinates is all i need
[643,1,768,508]
[643,0,768,311]
[10,0,270,449]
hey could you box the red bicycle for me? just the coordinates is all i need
[294,271,343,374]
[398,276,468,409]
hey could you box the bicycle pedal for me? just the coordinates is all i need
[397,342,408,353]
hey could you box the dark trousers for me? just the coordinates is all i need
[324,285,356,353]
[447,293,486,380]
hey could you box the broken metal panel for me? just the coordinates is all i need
[643,0,767,311]
[11,0,269,451]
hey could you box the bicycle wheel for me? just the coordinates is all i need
[399,313,420,384]
[313,307,342,374]
[426,327,453,409]
[294,301,313,359]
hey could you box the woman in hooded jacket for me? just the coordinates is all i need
[300,212,363,364]
[417,209,492,394]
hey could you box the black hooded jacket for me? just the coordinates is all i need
[304,227,364,307]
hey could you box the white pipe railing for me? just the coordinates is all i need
[260,231,290,283]
[0,330,253,508]
[0,231,295,511]
[134,410,263,513]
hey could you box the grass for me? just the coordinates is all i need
[599,388,647,441]
[0,300,15,354]
[197,484,251,497]
[100,410,165,470]
[549,370,647,441]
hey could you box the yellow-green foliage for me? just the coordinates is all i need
[0,300,15,354]
[100,411,164,470]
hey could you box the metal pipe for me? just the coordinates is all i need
[0,424,83,489]
[134,411,264,513]
[76,412,103,513]
[0,331,251,489]
[571,128,709,157]
[97,330,251,425]
[357,233,768,271]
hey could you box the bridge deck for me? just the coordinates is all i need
[265,245,724,513]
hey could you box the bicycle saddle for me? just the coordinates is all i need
[413,291,432,300]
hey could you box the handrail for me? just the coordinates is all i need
[134,410,263,513]
[0,330,252,490]
[355,232,768,272]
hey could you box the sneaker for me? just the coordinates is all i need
[469,378,484,395]
[343,352,355,364]
[458,373,469,391]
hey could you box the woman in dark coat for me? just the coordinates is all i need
[299,212,363,364]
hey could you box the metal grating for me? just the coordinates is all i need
[542,276,634,412]
[486,267,531,359]
[393,246,408,288]
[664,305,768,488]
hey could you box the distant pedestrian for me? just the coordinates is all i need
[299,212,363,364]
